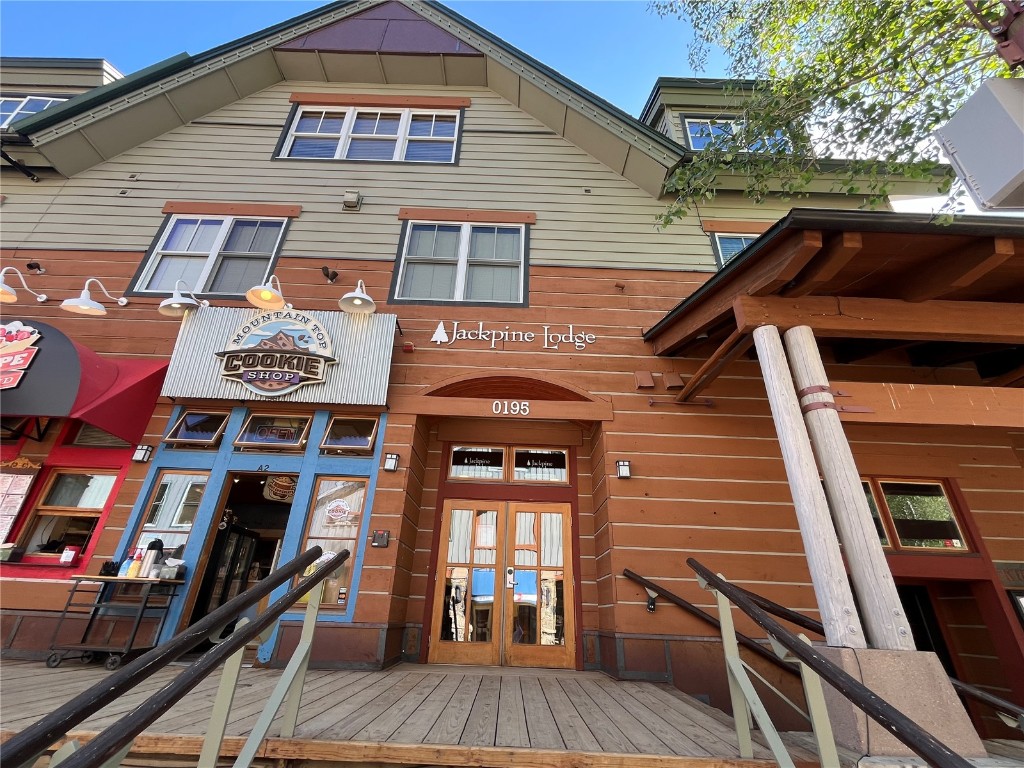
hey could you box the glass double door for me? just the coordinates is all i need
[429,500,574,668]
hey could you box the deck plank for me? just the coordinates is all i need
[575,677,673,756]
[520,675,565,750]
[422,673,480,745]
[539,676,601,752]
[315,672,426,741]
[389,672,462,744]
[591,678,710,756]
[495,675,530,747]
[557,677,638,753]
[350,673,443,742]
[295,669,407,739]
[459,673,500,746]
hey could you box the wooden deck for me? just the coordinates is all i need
[1,659,1019,768]
[0,659,833,767]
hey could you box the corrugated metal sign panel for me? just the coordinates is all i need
[161,306,396,405]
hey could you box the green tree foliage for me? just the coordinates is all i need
[651,0,1019,224]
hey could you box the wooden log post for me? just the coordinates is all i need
[783,325,915,652]
[752,325,866,648]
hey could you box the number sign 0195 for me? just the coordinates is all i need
[492,400,530,416]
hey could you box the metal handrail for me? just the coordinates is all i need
[687,557,973,768]
[52,550,349,768]
[4,546,328,768]
[623,568,799,677]
[950,678,1024,732]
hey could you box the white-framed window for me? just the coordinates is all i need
[713,233,758,267]
[685,118,737,151]
[1,96,67,129]
[395,222,525,303]
[134,215,286,295]
[280,106,460,163]
[684,116,790,153]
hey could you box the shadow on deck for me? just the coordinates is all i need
[1,660,1019,768]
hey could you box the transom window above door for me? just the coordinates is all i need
[395,221,526,304]
[279,106,460,163]
[134,215,287,296]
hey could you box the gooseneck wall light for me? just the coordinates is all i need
[338,279,376,314]
[246,274,288,311]
[0,267,48,304]
[60,278,128,316]
[158,280,209,318]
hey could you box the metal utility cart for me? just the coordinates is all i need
[46,575,183,670]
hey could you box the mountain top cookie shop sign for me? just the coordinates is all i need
[216,311,337,397]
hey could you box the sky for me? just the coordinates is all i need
[0,0,729,118]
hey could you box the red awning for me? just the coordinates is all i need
[1,320,167,445]
[68,343,167,444]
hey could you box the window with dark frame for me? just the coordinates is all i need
[163,411,230,448]
[861,479,970,552]
[395,222,525,304]
[713,233,758,267]
[234,414,312,451]
[448,445,570,485]
[280,106,460,163]
[319,417,378,455]
[133,215,286,296]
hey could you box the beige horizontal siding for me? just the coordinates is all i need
[1,81,858,272]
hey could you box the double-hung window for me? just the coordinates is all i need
[1,95,67,129]
[395,222,525,304]
[281,106,460,163]
[135,215,286,295]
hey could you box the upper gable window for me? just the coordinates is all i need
[280,106,460,163]
[395,221,526,304]
[685,117,789,153]
[1,96,67,129]
[134,215,286,296]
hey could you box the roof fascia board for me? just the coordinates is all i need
[643,208,1024,343]
[416,1,683,169]
[14,0,374,143]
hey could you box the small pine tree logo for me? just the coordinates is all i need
[431,322,449,345]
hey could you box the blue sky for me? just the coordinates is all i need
[0,1,728,117]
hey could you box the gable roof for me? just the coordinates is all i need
[7,0,685,197]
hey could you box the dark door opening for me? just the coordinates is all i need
[896,584,956,676]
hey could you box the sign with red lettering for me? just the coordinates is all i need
[214,311,336,397]
[0,322,42,391]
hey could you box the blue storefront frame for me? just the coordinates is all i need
[118,405,386,662]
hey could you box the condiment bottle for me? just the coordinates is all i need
[125,550,143,579]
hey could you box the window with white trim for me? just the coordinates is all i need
[713,233,758,267]
[395,222,525,303]
[1,96,67,129]
[280,106,460,163]
[134,216,286,295]
[684,116,790,153]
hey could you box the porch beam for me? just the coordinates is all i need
[752,325,866,649]
[675,330,753,401]
[781,232,862,298]
[831,381,1024,428]
[650,230,823,355]
[896,237,1016,303]
[734,295,1024,344]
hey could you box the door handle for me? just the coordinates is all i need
[505,567,515,589]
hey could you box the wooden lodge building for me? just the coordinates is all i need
[1,0,1022,753]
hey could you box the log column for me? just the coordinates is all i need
[783,325,914,651]
[753,325,866,648]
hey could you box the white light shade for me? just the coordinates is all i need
[158,280,207,317]
[339,279,376,314]
[60,278,128,316]
[246,274,286,310]
[615,460,631,479]
[0,267,47,304]
[383,453,400,472]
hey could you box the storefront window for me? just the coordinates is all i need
[136,471,209,555]
[164,411,230,447]
[234,414,311,451]
[449,446,505,481]
[862,479,969,551]
[320,417,378,455]
[513,448,568,483]
[18,471,117,556]
[301,477,366,610]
